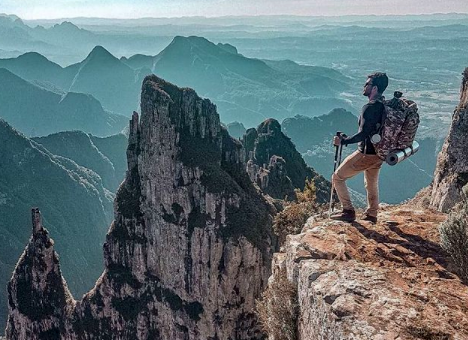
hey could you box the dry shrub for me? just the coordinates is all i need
[295,178,317,203]
[256,269,344,340]
[274,178,318,245]
[439,202,468,282]
[256,268,298,340]
[273,202,316,245]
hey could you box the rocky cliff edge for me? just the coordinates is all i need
[272,205,468,340]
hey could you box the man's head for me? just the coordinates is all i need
[363,72,388,98]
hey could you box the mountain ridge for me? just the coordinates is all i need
[0,119,114,332]
[0,36,352,126]
[33,131,123,192]
[0,68,127,136]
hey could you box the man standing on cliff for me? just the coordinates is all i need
[331,72,388,223]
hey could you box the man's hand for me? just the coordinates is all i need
[333,135,341,146]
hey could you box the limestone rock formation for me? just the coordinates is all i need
[6,75,276,339]
[243,118,330,202]
[430,68,468,212]
[270,206,468,339]
[6,209,74,339]
[247,155,296,201]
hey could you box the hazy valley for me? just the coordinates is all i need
[1,12,468,338]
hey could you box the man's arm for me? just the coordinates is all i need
[341,103,381,145]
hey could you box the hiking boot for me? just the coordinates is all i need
[362,213,377,223]
[330,209,356,222]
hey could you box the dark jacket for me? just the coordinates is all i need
[341,99,384,154]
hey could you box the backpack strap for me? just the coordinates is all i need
[370,99,386,136]
[377,104,387,135]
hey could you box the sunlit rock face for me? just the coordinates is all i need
[272,206,468,339]
[6,75,276,339]
[430,68,468,212]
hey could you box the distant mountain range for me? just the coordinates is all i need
[0,15,98,63]
[0,12,465,135]
[0,45,145,117]
[0,34,352,128]
[121,36,352,126]
[0,119,117,331]
[0,68,127,136]
[0,14,172,65]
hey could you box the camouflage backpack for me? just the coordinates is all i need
[373,91,420,161]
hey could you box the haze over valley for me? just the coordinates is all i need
[1,13,465,136]
[0,13,462,201]
[1,11,467,335]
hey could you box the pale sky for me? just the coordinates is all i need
[1,0,468,19]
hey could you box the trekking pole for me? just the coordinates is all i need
[328,131,342,218]
[337,138,344,165]
[332,142,344,212]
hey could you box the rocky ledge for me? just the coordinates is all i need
[273,206,468,340]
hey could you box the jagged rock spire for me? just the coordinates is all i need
[242,118,331,202]
[6,76,276,339]
[6,208,73,339]
[31,207,42,233]
[430,68,468,211]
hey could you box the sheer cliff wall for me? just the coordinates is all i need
[6,75,276,339]
[430,68,468,211]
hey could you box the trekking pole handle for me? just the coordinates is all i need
[333,131,343,150]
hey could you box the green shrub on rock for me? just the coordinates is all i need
[439,202,468,282]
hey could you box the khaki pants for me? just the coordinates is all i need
[332,150,383,217]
